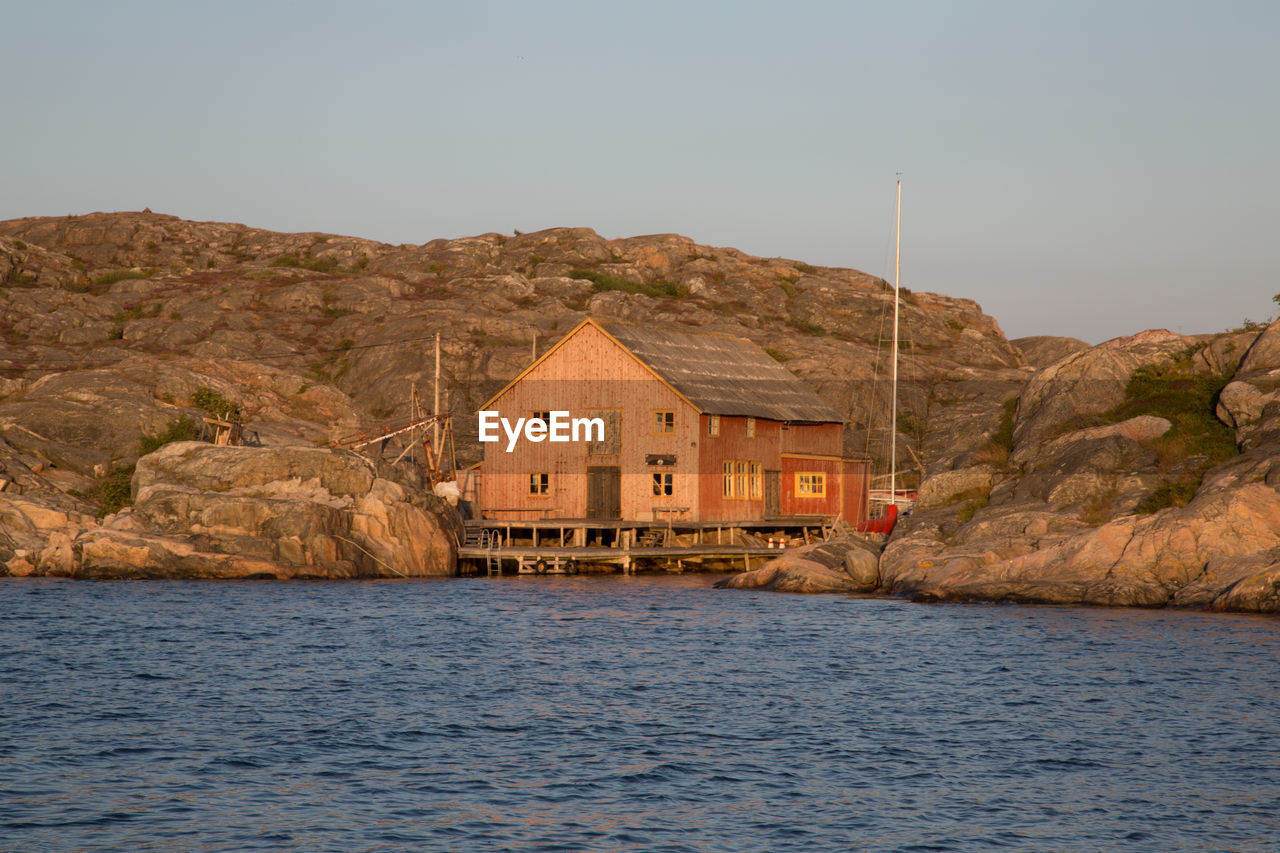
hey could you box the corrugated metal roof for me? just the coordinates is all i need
[598,321,843,423]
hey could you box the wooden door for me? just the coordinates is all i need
[586,466,622,519]
[764,469,781,518]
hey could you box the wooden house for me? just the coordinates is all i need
[477,318,869,524]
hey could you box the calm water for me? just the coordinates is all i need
[2,577,1278,853]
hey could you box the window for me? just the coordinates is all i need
[708,415,720,436]
[531,410,551,422]
[723,460,762,500]
[796,472,826,498]
[529,473,549,495]
[746,417,756,438]
[652,472,673,497]
[653,410,675,434]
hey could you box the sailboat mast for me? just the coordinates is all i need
[890,179,901,502]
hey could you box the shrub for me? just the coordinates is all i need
[764,347,791,362]
[138,415,200,455]
[1136,479,1199,514]
[946,317,965,332]
[788,318,826,337]
[1105,359,1241,513]
[568,269,689,300]
[97,465,136,516]
[191,387,241,420]
[92,269,151,287]
[954,486,991,523]
[270,254,342,274]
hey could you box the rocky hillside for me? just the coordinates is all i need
[0,210,1027,471]
[0,210,1026,577]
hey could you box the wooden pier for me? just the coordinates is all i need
[459,516,835,576]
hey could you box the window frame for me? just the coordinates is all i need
[708,414,720,437]
[652,410,676,435]
[795,471,826,498]
[652,472,673,497]
[529,472,550,496]
[745,417,756,438]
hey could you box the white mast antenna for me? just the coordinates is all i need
[890,177,901,503]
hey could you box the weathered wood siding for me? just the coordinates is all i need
[481,323,701,520]
[780,422,843,456]
[696,414,778,521]
[780,453,844,518]
[842,458,870,524]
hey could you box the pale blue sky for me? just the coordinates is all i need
[5,1,1277,342]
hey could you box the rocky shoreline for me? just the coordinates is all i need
[727,322,1280,614]
[3,211,1278,612]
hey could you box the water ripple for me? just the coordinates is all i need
[2,577,1279,851]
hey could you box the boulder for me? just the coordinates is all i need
[717,536,880,593]
[917,464,995,508]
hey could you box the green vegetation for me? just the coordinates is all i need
[78,416,201,516]
[954,485,991,523]
[946,317,965,332]
[569,269,689,299]
[787,318,826,337]
[1136,480,1200,515]
[974,396,1018,467]
[191,386,241,420]
[794,262,817,275]
[898,410,927,441]
[776,275,799,299]
[91,269,152,287]
[138,415,200,455]
[1100,357,1240,513]
[94,466,136,516]
[764,347,792,362]
[270,254,343,274]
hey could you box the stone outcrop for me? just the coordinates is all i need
[2,443,459,579]
[716,536,881,594]
[727,322,1280,613]
[873,321,1280,613]
[1009,335,1090,368]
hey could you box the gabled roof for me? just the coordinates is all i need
[597,321,843,423]
[482,318,843,424]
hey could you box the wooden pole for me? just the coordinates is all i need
[433,332,441,453]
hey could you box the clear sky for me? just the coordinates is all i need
[5,1,1277,343]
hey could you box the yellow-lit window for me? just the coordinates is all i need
[708,415,720,436]
[723,461,735,498]
[529,473,549,495]
[653,472,673,497]
[735,461,748,499]
[796,472,825,498]
[746,417,756,438]
[653,411,675,434]
[750,462,762,499]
